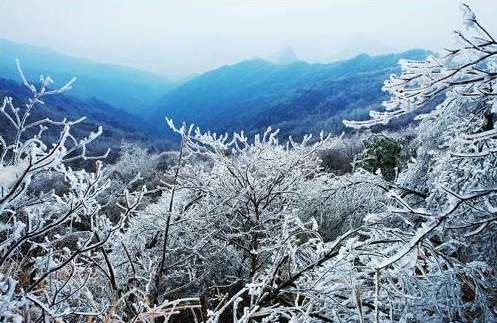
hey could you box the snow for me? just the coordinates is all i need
[0,163,26,198]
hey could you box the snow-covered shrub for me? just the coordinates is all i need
[1,4,495,322]
[0,62,195,322]
[113,122,342,315]
[204,5,497,322]
[319,136,364,174]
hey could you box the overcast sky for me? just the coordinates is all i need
[1,1,497,78]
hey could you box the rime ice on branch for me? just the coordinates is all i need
[343,4,496,129]
[0,62,189,322]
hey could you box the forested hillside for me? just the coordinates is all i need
[1,38,434,140]
[0,77,171,158]
[0,39,178,114]
[151,49,432,138]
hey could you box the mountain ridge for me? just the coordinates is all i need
[0,38,178,115]
[0,77,172,158]
[150,49,432,138]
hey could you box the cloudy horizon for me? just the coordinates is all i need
[2,0,497,78]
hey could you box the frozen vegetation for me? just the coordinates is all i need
[0,5,496,322]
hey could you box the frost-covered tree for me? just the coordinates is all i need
[0,61,114,321]
[2,4,495,322]
[113,120,341,319]
[205,4,497,322]
[0,62,195,322]
[332,4,497,322]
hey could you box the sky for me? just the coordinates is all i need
[1,1,497,78]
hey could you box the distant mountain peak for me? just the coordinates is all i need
[269,47,299,65]
[278,48,299,65]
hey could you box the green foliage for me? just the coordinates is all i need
[355,135,401,180]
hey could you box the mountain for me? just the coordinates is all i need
[150,49,432,139]
[0,39,177,115]
[0,78,172,160]
[269,47,300,65]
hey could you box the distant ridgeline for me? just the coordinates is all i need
[150,49,435,139]
[0,38,177,115]
[1,38,435,142]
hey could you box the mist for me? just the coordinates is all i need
[2,1,497,78]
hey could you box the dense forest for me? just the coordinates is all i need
[1,4,496,323]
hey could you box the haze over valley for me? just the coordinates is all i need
[1,38,433,143]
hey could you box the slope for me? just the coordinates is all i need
[150,49,432,138]
[0,39,177,115]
